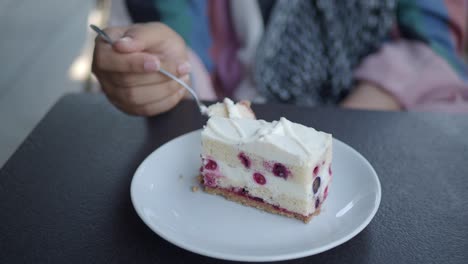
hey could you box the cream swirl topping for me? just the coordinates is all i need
[204,116,331,163]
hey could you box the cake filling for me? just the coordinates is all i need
[200,155,331,217]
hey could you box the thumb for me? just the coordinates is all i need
[112,23,164,54]
[113,35,145,53]
[95,26,142,53]
[113,23,182,55]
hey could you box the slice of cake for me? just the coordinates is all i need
[200,100,332,223]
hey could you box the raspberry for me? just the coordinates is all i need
[204,159,217,170]
[238,152,251,169]
[315,198,320,209]
[313,165,320,176]
[272,163,289,179]
[253,172,266,185]
[313,177,321,194]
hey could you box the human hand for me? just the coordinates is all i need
[92,23,192,116]
[341,81,402,111]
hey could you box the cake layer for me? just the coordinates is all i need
[202,138,332,185]
[203,185,321,223]
[201,157,332,216]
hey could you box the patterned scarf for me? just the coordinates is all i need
[254,0,396,106]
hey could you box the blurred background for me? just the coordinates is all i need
[1,0,467,167]
[0,0,129,167]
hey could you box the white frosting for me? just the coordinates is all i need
[280,117,311,155]
[224,98,243,118]
[206,98,255,119]
[200,105,209,115]
[203,116,332,165]
[229,119,246,138]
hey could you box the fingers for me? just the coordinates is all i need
[94,50,191,76]
[112,34,144,53]
[94,41,162,73]
[94,26,127,45]
[92,23,192,116]
[105,64,192,88]
[111,23,190,75]
[94,25,162,73]
[93,23,190,74]
[132,88,186,116]
[99,75,190,116]
[115,75,190,105]
[112,23,176,53]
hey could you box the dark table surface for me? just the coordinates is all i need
[1,93,467,264]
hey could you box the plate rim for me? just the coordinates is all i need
[130,129,381,262]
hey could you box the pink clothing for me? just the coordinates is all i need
[445,0,467,53]
[192,1,468,112]
[208,0,243,97]
[354,40,468,112]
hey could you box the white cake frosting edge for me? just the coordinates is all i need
[203,116,332,166]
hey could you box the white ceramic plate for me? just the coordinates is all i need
[131,130,381,262]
